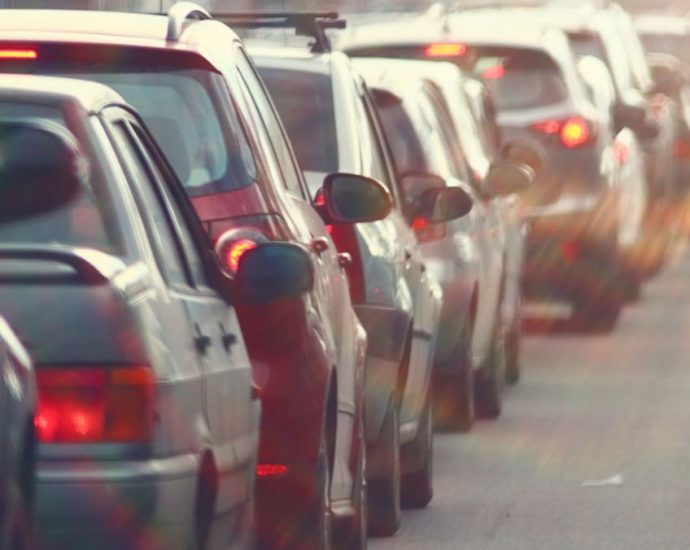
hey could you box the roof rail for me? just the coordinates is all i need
[213,12,346,54]
[167,2,211,42]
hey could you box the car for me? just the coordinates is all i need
[0,6,391,548]
[344,10,636,330]
[354,60,533,427]
[635,14,690,199]
[0,74,316,549]
[248,16,464,534]
[0,316,35,550]
[355,58,529,386]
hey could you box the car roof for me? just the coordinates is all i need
[0,9,242,69]
[249,43,335,76]
[352,57,466,89]
[0,74,125,112]
[341,9,559,52]
[635,14,690,36]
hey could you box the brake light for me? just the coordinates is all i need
[425,43,467,58]
[35,366,154,444]
[674,139,690,160]
[530,117,594,149]
[225,239,257,273]
[257,464,289,478]
[482,65,505,80]
[413,217,447,243]
[0,48,37,60]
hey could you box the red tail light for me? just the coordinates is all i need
[412,217,447,243]
[674,139,690,160]
[257,464,289,478]
[425,43,467,58]
[225,239,257,273]
[482,65,505,80]
[531,117,594,149]
[35,366,155,444]
[0,48,37,60]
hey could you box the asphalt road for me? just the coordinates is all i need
[372,243,690,550]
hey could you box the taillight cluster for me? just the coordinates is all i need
[35,366,155,444]
[530,117,595,149]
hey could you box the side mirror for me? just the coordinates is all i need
[0,121,83,224]
[499,139,545,176]
[414,186,474,223]
[648,55,685,97]
[482,161,534,198]
[231,242,314,304]
[322,173,393,224]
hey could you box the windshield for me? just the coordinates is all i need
[258,67,339,174]
[0,101,119,253]
[1,46,257,198]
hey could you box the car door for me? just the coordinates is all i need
[357,79,437,423]
[104,109,256,517]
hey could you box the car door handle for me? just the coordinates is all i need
[420,263,427,274]
[194,324,212,356]
[251,382,262,401]
[404,249,413,262]
[219,324,237,351]
[310,237,330,256]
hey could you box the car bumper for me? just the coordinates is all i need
[34,453,198,550]
[522,194,618,299]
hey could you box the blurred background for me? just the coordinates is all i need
[0,0,687,15]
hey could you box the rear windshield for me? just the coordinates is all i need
[258,67,339,174]
[0,45,257,198]
[0,101,119,253]
[641,33,690,65]
[469,48,568,111]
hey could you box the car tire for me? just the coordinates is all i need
[475,322,506,420]
[367,398,401,538]
[572,254,623,334]
[400,394,434,509]
[433,320,474,433]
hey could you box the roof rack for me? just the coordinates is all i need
[213,12,347,54]
[167,2,211,42]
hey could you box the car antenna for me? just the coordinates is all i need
[213,12,347,54]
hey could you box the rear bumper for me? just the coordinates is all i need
[522,195,618,299]
[35,453,198,550]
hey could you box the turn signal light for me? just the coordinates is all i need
[35,366,155,444]
[425,43,467,58]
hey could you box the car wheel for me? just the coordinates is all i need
[400,393,434,509]
[433,319,474,433]
[367,398,401,537]
[572,253,623,334]
[335,414,367,550]
[475,322,506,420]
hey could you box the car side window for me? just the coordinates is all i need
[235,48,308,199]
[351,79,394,191]
[126,120,212,290]
[106,117,193,289]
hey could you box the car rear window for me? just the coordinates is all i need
[469,48,568,111]
[257,67,339,174]
[0,44,257,198]
[0,102,119,253]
